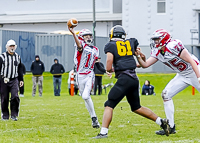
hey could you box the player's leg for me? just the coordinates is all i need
[126,78,170,136]
[82,74,96,116]
[94,74,128,138]
[58,77,62,96]
[76,74,84,96]
[32,76,37,97]
[10,78,20,121]
[78,73,100,128]
[1,79,10,120]
[98,76,102,95]
[183,65,200,92]
[38,76,43,97]
[53,77,57,96]
[156,73,189,135]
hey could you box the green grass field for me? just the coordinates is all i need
[0,72,200,143]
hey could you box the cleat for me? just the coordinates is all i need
[156,124,176,135]
[92,117,100,128]
[159,118,170,136]
[2,118,9,121]
[93,133,108,139]
[11,116,18,121]
[19,94,24,97]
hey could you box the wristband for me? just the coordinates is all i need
[137,55,140,58]
[198,77,200,81]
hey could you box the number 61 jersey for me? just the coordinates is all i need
[74,41,99,74]
[151,39,200,76]
[104,38,139,78]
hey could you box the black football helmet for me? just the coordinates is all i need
[109,25,126,40]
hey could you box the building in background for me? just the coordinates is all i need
[0,0,200,73]
[0,0,122,37]
[123,0,200,72]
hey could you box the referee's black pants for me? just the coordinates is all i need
[94,76,102,95]
[1,78,20,119]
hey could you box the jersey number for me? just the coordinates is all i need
[116,41,133,56]
[169,58,187,71]
[84,53,95,69]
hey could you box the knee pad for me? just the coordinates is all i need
[162,89,171,100]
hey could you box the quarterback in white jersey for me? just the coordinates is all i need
[69,27,100,129]
[74,40,99,75]
[135,29,200,135]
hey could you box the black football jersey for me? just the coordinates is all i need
[104,38,138,71]
[104,38,139,79]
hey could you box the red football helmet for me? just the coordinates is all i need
[150,29,171,50]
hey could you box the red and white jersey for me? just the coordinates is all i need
[74,40,99,75]
[151,39,199,75]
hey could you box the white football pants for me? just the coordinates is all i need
[77,72,97,118]
[162,65,200,128]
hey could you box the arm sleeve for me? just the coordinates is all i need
[169,40,185,57]
[18,58,23,81]
[50,65,53,74]
[128,38,139,56]
[95,62,106,73]
[42,63,45,73]
[104,42,114,54]
[150,48,159,59]
[131,38,139,51]
[0,57,3,73]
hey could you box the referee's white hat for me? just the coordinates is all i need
[6,39,16,46]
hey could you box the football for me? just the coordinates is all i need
[67,18,78,28]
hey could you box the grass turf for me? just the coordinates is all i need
[0,72,200,143]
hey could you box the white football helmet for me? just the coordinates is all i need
[150,29,171,50]
[78,29,93,45]
[6,39,17,53]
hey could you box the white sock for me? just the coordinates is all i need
[84,96,96,118]
[164,99,174,128]
[155,117,162,125]
[100,127,108,135]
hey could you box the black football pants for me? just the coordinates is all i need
[1,78,20,119]
[104,74,141,111]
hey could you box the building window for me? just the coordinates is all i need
[157,0,166,13]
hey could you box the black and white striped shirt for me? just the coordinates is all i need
[0,52,23,80]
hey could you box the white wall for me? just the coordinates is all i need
[1,21,113,37]
[0,0,116,37]
[123,0,200,46]
[0,0,111,14]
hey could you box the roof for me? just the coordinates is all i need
[0,12,122,24]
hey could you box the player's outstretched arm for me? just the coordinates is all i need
[95,62,106,73]
[180,49,200,82]
[68,26,82,51]
[135,48,157,68]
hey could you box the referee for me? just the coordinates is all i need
[0,39,24,121]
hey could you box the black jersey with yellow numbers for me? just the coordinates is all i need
[104,38,139,79]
